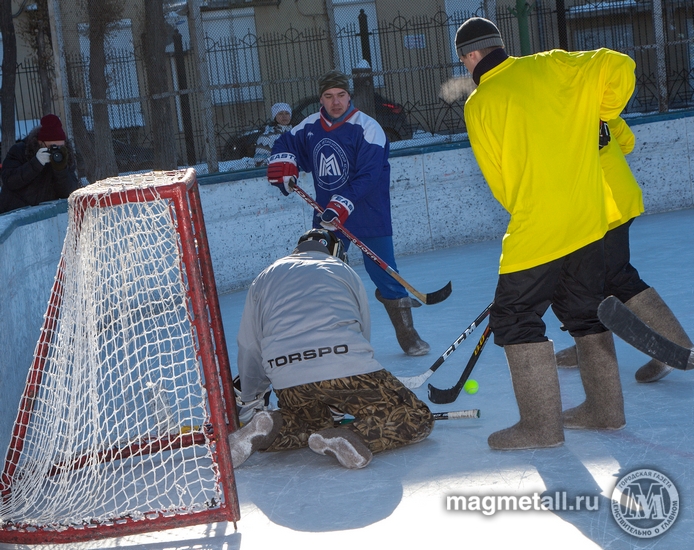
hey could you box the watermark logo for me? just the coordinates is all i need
[611,468,679,538]
[446,492,599,516]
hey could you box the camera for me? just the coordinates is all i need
[48,145,65,164]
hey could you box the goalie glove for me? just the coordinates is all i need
[267,152,299,196]
[234,376,272,426]
[320,195,354,230]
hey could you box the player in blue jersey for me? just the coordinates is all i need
[267,70,430,357]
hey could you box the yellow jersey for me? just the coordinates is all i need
[465,48,636,273]
[602,117,644,229]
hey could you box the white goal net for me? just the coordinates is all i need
[0,170,239,543]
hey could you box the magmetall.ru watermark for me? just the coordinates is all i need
[446,492,599,516]
[611,468,679,538]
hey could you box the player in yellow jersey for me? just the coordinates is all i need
[456,17,635,449]
[554,117,693,383]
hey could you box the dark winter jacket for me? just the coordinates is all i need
[0,128,80,214]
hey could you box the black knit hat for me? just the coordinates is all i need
[318,70,351,97]
[455,17,504,58]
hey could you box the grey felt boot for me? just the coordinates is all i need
[488,341,564,450]
[227,410,283,467]
[308,428,373,469]
[555,345,578,369]
[625,287,693,383]
[376,289,430,356]
[563,331,626,430]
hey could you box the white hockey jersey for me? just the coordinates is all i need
[236,250,383,401]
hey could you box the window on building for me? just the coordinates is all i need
[332,0,384,87]
[202,8,262,105]
[78,19,144,130]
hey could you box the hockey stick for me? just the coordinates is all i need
[428,323,492,404]
[598,296,694,371]
[397,303,493,389]
[340,409,480,425]
[291,182,452,305]
[433,409,480,420]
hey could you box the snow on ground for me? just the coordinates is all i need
[2,208,693,550]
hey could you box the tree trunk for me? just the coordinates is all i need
[143,0,177,170]
[29,0,53,115]
[67,68,96,182]
[0,0,17,160]
[36,18,53,114]
[87,1,118,181]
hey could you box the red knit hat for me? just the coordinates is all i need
[38,114,66,141]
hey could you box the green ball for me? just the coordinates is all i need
[464,379,479,394]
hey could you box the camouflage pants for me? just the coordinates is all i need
[264,369,434,454]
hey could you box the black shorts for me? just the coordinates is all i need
[490,238,608,346]
[603,220,649,302]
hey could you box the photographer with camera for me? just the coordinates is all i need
[0,114,80,214]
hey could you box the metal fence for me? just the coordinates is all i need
[4,1,693,179]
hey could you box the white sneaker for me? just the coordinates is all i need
[228,410,282,467]
[308,428,372,469]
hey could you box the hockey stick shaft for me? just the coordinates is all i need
[398,303,493,389]
[292,182,452,305]
[339,409,480,425]
[428,323,492,404]
[432,409,480,420]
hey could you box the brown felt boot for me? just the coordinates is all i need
[563,331,625,430]
[376,289,430,356]
[555,345,578,369]
[488,341,564,450]
[625,288,693,383]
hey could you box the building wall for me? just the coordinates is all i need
[1,113,693,455]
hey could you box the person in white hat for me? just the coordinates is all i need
[254,102,293,166]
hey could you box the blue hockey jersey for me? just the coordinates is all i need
[272,107,393,238]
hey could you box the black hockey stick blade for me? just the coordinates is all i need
[598,296,694,371]
[398,303,492,389]
[432,409,480,420]
[422,280,453,305]
[428,324,492,404]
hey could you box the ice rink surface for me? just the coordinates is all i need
[2,208,693,550]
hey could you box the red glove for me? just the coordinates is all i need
[320,195,354,230]
[267,153,298,196]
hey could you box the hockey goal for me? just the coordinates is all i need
[0,169,240,543]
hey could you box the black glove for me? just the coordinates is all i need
[599,121,611,150]
[49,145,69,171]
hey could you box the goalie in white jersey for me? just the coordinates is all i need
[229,229,433,469]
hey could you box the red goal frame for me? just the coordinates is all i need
[0,170,240,543]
